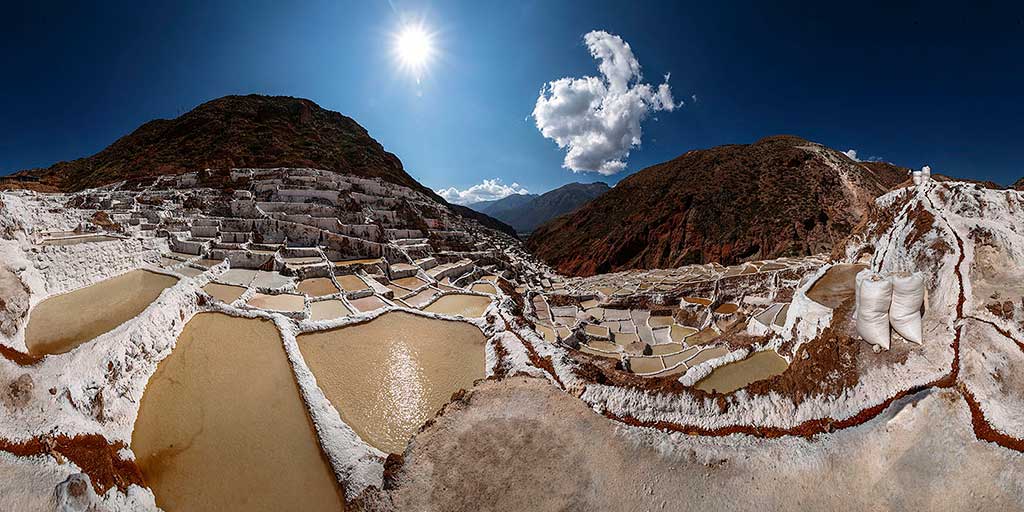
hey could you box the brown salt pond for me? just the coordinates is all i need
[201,283,246,304]
[391,276,427,290]
[247,293,305,312]
[25,270,179,356]
[337,274,369,292]
[806,263,868,309]
[695,349,790,394]
[40,234,121,246]
[683,297,712,306]
[132,313,344,511]
[423,294,491,317]
[350,295,388,312]
[297,278,340,297]
[310,300,352,321]
[296,311,485,454]
[469,282,497,295]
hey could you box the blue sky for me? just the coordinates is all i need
[3,1,1023,199]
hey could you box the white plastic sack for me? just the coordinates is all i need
[853,268,873,320]
[856,274,893,350]
[889,272,925,344]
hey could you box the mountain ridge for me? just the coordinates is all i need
[1,94,517,235]
[527,135,910,276]
[469,182,609,233]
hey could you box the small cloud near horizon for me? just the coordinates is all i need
[532,30,679,176]
[436,178,529,205]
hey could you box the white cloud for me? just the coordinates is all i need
[532,30,679,175]
[843,148,886,163]
[436,178,530,205]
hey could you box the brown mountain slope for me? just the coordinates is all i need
[2,94,515,234]
[1013,176,1024,191]
[527,135,910,276]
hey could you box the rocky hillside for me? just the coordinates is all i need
[1,94,515,235]
[1014,176,1024,191]
[470,182,609,233]
[527,135,909,276]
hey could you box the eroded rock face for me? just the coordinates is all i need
[55,473,97,512]
[0,266,30,337]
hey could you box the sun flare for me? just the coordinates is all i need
[392,23,435,81]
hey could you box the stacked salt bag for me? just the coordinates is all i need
[856,272,894,350]
[889,272,925,344]
[854,271,926,349]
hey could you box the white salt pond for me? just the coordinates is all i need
[131,313,345,511]
[423,294,491,317]
[297,311,486,454]
[25,270,179,356]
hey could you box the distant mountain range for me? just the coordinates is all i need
[468,182,610,233]
[527,135,911,276]
[0,94,516,235]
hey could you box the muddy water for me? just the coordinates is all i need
[40,235,120,246]
[297,312,485,454]
[297,278,339,297]
[25,270,179,356]
[806,263,868,309]
[350,295,388,312]
[310,300,352,321]
[247,293,305,312]
[201,283,246,304]
[423,294,491,317]
[132,313,344,511]
[337,274,369,292]
[391,276,426,290]
[469,282,497,295]
[695,350,789,394]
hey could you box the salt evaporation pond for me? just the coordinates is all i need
[297,311,486,454]
[201,282,246,304]
[132,313,344,511]
[25,269,178,355]
[297,277,339,297]
[422,294,491,317]
[695,350,789,394]
[469,282,497,295]
[806,263,868,309]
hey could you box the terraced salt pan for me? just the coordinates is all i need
[695,350,790,394]
[423,294,491,317]
[350,295,388,312]
[309,299,352,321]
[131,313,345,511]
[201,282,246,304]
[391,276,426,290]
[469,282,497,295]
[297,312,486,454]
[297,277,340,297]
[805,263,867,309]
[247,293,305,312]
[40,235,121,246]
[24,270,179,356]
[337,274,369,292]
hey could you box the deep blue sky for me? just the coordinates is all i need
[3,1,1023,195]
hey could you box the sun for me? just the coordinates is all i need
[392,23,435,81]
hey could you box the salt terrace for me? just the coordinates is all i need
[1,171,1023,510]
